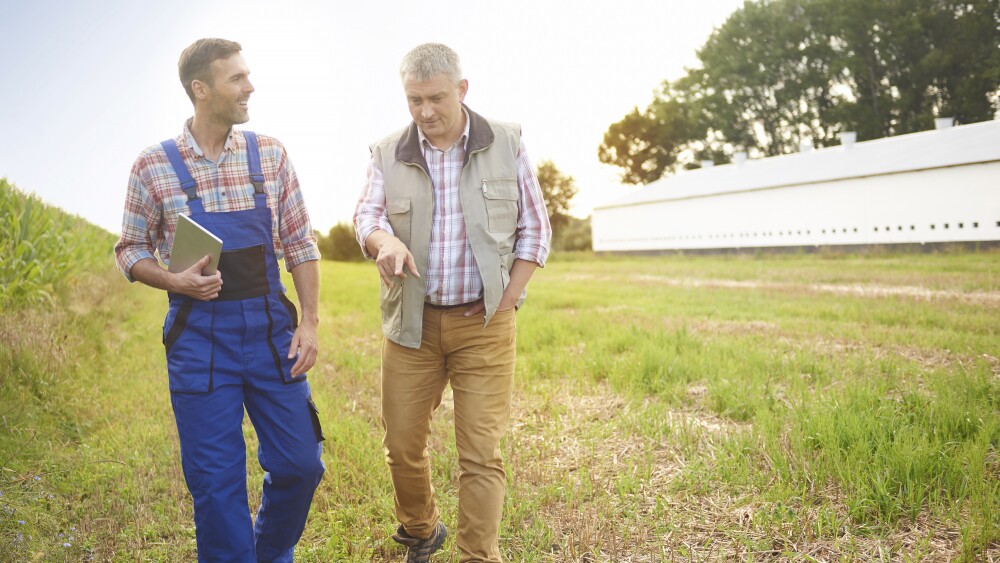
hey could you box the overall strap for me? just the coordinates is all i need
[242,131,266,195]
[160,139,199,201]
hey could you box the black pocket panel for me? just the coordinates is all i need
[216,244,269,301]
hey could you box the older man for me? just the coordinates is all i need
[354,43,551,562]
[114,38,324,562]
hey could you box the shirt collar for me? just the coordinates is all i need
[417,107,470,153]
[183,117,236,159]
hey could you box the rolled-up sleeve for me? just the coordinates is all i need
[513,139,552,266]
[114,159,159,282]
[276,146,320,270]
[353,159,394,260]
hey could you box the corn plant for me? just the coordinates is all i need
[0,178,115,309]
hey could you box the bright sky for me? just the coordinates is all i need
[0,0,745,235]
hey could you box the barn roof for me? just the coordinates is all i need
[595,119,1000,210]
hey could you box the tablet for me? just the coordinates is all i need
[168,213,223,275]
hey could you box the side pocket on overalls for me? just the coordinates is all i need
[163,300,193,352]
[278,292,299,330]
[307,396,325,443]
[265,294,307,384]
[164,301,215,394]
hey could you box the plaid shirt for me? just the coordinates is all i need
[114,120,319,282]
[354,113,551,306]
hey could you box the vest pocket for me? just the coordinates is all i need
[387,198,412,246]
[482,179,518,233]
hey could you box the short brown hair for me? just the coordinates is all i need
[178,38,242,103]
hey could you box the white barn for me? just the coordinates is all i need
[592,119,1000,253]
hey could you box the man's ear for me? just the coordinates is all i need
[458,79,469,102]
[191,79,210,101]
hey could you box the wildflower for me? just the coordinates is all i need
[63,542,71,548]
[18,519,25,525]
[34,476,41,482]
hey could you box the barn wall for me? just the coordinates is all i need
[592,161,1000,252]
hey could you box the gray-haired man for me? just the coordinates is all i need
[354,43,551,562]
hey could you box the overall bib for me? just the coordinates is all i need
[160,132,324,563]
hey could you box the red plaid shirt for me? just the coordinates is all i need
[114,120,319,282]
[354,113,551,305]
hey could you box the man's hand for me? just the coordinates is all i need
[288,260,320,378]
[288,319,318,377]
[374,236,420,287]
[462,297,515,317]
[171,255,223,301]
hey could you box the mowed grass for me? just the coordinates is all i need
[1,250,998,561]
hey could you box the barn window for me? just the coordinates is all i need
[958,223,964,228]
[973,222,979,228]
[944,223,950,229]
[931,224,936,230]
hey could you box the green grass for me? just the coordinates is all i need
[1,247,998,560]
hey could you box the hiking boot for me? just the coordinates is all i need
[391,521,447,562]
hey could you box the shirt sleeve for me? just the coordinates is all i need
[353,158,394,260]
[513,138,552,266]
[275,145,320,270]
[114,158,159,282]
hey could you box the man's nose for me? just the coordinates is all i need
[421,104,434,119]
[245,80,255,94]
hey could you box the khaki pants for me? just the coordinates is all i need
[381,303,517,563]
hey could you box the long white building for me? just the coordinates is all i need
[592,119,1000,253]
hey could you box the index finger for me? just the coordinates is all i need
[404,253,420,278]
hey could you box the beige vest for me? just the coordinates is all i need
[370,108,523,348]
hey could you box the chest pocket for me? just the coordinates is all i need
[482,179,519,234]
[387,198,412,246]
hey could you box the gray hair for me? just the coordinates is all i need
[400,43,463,84]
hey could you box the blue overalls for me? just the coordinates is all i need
[160,132,324,562]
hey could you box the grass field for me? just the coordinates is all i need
[1,249,998,561]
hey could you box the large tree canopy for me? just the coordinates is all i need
[599,0,1000,184]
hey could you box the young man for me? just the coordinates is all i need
[354,43,552,562]
[114,38,324,562]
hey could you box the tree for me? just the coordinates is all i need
[534,160,578,231]
[600,0,1000,184]
[553,215,592,252]
[598,76,708,184]
[317,222,364,262]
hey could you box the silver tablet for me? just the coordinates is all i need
[168,214,223,275]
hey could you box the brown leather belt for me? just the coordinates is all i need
[424,299,480,310]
